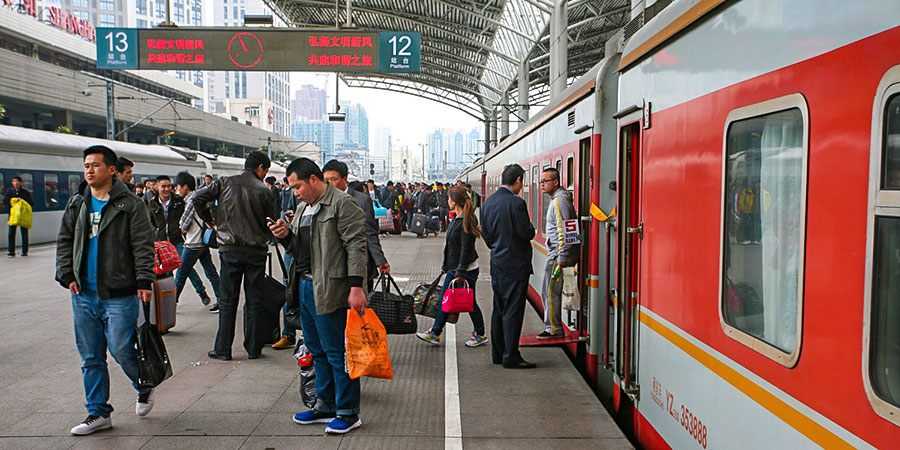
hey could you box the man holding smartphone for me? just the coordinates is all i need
[193,151,277,361]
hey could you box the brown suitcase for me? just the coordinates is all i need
[139,275,177,333]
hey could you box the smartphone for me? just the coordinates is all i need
[266,216,276,225]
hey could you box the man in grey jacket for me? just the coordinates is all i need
[537,168,579,339]
[269,158,368,435]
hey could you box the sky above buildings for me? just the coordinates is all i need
[289,72,480,155]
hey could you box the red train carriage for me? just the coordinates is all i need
[458,0,900,447]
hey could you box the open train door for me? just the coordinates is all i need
[615,120,642,400]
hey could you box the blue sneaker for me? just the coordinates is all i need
[293,410,336,425]
[325,415,362,434]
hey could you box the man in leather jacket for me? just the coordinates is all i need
[193,151,277,361]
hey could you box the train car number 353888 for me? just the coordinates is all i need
[653,377,708,448]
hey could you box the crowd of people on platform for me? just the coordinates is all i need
[42,145,576,437]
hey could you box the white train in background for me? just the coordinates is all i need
[0,125,285,249]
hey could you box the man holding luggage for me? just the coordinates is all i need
[480,164,537,369]
[149,175,210,305]
[269,158,368,435]
[193,151,276,361]
[537,168,578,339]
[4,176,33,257]
[56,145,157,435]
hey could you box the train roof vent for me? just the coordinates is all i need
[567,110,575,128]
[623,11,644,41]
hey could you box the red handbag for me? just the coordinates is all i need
[441,278,474,313]
[153,241,181,275]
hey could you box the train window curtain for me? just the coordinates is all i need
[723,108,804,354]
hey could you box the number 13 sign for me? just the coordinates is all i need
[97,28,139,69]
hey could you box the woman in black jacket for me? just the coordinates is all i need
[416,186,488,347]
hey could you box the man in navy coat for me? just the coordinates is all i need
[480,164,537,369]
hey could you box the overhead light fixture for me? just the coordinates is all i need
[328,112,346,122]
[244,15,273,25]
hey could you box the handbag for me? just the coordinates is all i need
[412,273,459,324]
[442,278,475,313]
[136,300,173,389]
[192,216,218,248]
[368,273,417,334]
[153,241,181,275]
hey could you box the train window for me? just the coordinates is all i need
[870,217,900,410]
[0,173,5,212]
[720,95,808,367]
[68,175,82,198]
[44,174,60,208]
[17,172,34,193]
[865,82,900,425]
[522,165,529,207]
[881,94,900,189]
[566,155,575,190]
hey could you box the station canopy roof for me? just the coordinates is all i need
[265,0,631,119]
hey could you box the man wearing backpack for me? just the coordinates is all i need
[56,145,157,435]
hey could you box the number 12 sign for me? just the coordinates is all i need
[97,28,139,69]
[378,31,420,73]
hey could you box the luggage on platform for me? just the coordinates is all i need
[139,274,177,334]
[378,210,398,234]
[254,247,288,347]
[390,214,402,235]
[136,301,173,389]
[367,273,417,334]
[410,213,428,235]
[153,241,181,276]
[412,273,459,324]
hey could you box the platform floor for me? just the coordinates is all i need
[0,233,632,450]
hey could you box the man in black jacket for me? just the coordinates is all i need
[323,160,390,292]
[148,175,209,305]
[193,152,276,361]
[56,145,157,435]
[4,176,33,256]
[435,182,450,231]
[480,164,537,369]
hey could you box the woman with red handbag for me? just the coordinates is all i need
[416,186,487,347]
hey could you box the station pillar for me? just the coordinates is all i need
[549,0,568,100]
[518,59,530,125]
[500,91,510,139]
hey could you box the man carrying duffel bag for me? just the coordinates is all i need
[55,145,159,435]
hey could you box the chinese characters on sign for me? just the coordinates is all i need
[96,28,420,73]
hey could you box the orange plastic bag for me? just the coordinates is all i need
[345,308,393,380]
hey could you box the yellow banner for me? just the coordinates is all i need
[590,203,616,221]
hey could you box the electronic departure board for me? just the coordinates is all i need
[96,28,420,73]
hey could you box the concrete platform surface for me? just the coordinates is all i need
[0,233,632,449]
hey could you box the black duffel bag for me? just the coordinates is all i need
[253,246,289,347]
[136,301,173,390]
[368,273,417,334]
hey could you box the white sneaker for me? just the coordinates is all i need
[136,390,154,416]
[70,415,111,435]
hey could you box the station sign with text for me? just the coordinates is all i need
[97,28,420,73]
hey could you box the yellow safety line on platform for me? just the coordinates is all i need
[637,311,857,450]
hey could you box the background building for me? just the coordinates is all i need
[291,84,326,122]
[425,127,482,180]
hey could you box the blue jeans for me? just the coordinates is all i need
[298,278,360,416]
[174,242,205,297]
[431,268,485,336]
[72,291,149,417]
[175,245,221,302]
[281,253,296,338]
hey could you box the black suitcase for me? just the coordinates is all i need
[410,213,428,235]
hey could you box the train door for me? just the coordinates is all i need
[567,139,592,335]
[616,122,642,398]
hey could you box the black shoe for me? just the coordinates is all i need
[536,331,564,340]
[247,352,261,360]
[502,360,537,369]
[209,303,219,313]
[207,351,231,361]
[20,253,27,257]
[6,253,13,258]
[199,292,211,306]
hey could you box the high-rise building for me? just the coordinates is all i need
[292,120,334,163]
[206,0,291,137]
[292,85,327,122]
[425,127,483,179]
[340,101,368,149]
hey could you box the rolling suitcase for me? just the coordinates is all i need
[390,215,402,235]
[410,213,428,235]
[139,274,177,334]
